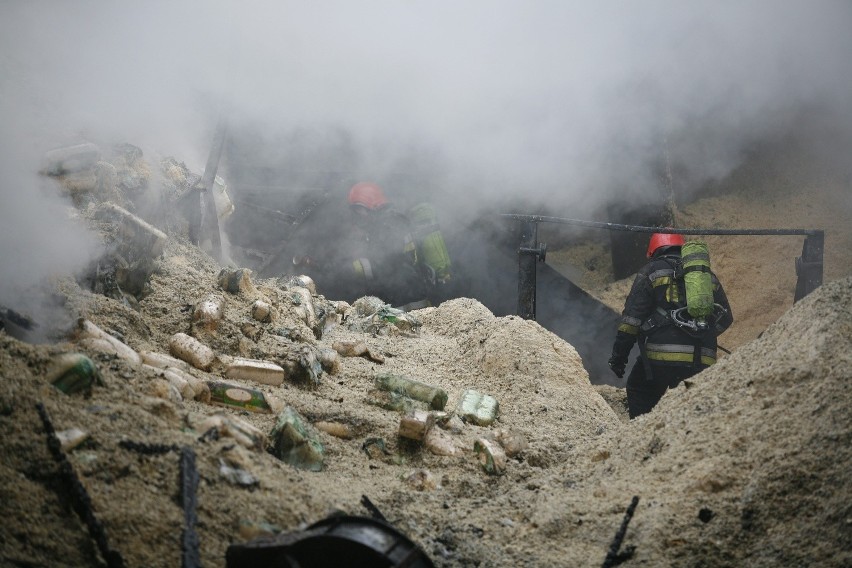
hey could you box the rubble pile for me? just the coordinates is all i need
[0,142,850,566]
[530,275,852,565]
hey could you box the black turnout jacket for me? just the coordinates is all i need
[611,252,733,369]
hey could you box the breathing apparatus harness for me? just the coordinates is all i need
[643,242,728,337]
[637,246,728,375]
[669,304,729,334]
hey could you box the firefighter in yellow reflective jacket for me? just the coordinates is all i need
[608,233,733,418]
[346,182,430,308]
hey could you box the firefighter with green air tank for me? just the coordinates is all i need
[345,182,453,309]
[608,232,733,418]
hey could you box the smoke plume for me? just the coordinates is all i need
[2,1,851,324]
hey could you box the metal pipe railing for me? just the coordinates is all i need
[501,214,823,236]
[501,214,824,319]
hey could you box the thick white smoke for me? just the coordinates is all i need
[1,0,850,316]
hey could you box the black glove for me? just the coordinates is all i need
[608,355,627,378]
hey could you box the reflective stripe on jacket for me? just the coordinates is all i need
[645,342,717,366]
[611,252,733,368]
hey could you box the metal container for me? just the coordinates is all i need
[45,353,101,394]
[269,406,324,471]
[456,389,499,426]
[208,382,275,413]
[374,374,447,411]
[226,515,434,568]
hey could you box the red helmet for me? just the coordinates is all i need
[647,232,685,258]
[348,182,388,210]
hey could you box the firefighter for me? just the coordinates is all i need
[608,232,733,418]
[345,182,430,308]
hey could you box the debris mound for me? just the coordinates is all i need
[0,141,850,567]
[566,275,852,566]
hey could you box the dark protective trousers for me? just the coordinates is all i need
[625,356,704,418]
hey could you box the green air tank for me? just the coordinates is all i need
[681,240,714,319]
[408,202,452,282]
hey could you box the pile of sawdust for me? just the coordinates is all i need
[557,275,852,565]
[3,234,851,567]
[2,140,850,567]
[0,224,617,567]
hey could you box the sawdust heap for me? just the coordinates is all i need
[562,275,852,566]
[3,234,851,566]
[2,141,851,566]
[0,227,616,567]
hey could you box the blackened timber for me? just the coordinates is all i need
[360,494,389,523]
[601,496,639,568]
[0,304,37,342]
[180,446,202,568]
[36,403,126,568]
[118,439,180,455]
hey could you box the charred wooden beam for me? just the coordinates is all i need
[180,446,202,568]
[36,403,126,568]
[601,495,639,568]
